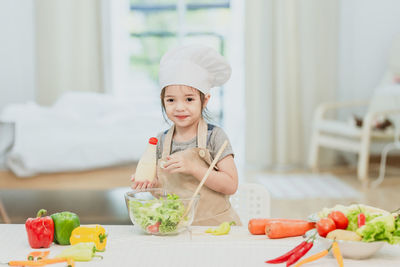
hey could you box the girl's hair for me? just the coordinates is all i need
[160,86,212,123]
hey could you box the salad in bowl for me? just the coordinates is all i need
[125,188,199,235]
[310,204,400,259]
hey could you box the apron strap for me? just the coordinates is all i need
[197,119,208,149]
[162,118,208,157]
[162,126,174,158]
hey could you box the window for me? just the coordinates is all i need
[103,0,245,170]
[104,0,232,124]
[129,0,231,124]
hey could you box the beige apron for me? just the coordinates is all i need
[157,119,242,226]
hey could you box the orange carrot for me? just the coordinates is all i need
[248,218,309,235]
[332,241,343,267]
[41,257,68,264]
[294,249,329,267]
[8,256,67,266]
[67,258,75,267]
[265,221,316,239]
[8,261,46,266]
[27,251,50,261]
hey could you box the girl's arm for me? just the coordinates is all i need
[190,154,238,195]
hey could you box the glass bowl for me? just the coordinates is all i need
[124,188,200,235]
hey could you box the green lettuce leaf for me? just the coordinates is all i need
[356,214,397,244]
[392,216,400,244]
[346,208,380,232]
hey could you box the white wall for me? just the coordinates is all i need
[35,0,103,106]
[224,0,245,177]
[0,0,35,111]
[338,0,400,105]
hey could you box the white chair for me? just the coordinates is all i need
[308,36,400,187]
[230,183,271,224]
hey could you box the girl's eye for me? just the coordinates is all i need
[166,98,174,103]
[186,97,194,102]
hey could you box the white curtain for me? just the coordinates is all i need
[245,0,339,169]
[35,0,103,105]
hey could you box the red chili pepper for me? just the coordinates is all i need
[286,241,314,267]
[357,213,366,227]
[25,209,54,249]
[265,241,307,264]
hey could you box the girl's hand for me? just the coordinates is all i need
[130,174,157,190]
[162,155,196,175]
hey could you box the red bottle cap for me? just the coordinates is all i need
[149,137,158,145]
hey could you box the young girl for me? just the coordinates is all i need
[131,45,241,226]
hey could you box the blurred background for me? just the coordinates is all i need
[1,0,400,224]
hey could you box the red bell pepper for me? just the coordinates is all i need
[25,209,54,248]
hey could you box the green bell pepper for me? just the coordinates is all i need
[51,211,80,245]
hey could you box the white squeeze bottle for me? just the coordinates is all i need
[134,137,158,182]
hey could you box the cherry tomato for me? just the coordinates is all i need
[316,218,336,237]
[328,211,349,229]
[146,221,160,233]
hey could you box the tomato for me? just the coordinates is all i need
[146,221,160,233]
[328,211,349,229]
[316,218,336,237]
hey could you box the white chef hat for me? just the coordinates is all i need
[159,44,231,95]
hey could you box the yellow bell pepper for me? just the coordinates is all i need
[70,225,108,251]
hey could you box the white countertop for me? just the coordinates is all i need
[1,224,400,267]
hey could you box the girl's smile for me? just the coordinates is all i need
[175,115,189,120]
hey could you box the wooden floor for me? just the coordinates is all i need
[260,165,400,220]
[1,163,399,224]
[0,164,136,190]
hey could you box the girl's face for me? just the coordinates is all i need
[163,85,209,129]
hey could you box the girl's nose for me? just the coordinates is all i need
[175,101,185,111]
